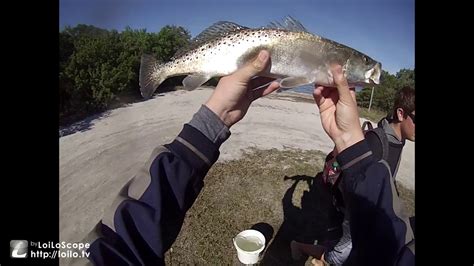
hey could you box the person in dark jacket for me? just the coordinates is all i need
[75,50,414,265]
[292,86,416,265]
[309,65,414,266]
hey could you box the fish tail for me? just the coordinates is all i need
[139,54,165,99]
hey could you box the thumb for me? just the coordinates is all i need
[234,50,270,82]
[313,85,326,108]
[330,65,353,105]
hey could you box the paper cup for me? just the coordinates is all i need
[233,229,266,264]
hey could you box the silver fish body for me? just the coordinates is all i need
[140,17,381,99]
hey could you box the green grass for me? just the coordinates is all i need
[164,148,414,265]
[357,106,387,123]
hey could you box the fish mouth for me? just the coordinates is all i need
[365,62,381,85]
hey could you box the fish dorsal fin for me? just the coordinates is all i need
[194,21,249,42]
[265,16,309,33]
[173,21,249,59]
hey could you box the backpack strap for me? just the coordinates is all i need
[392,145,403,180]
[361,120,374,131]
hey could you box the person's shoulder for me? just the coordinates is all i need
[364,128,385,161]
[365,129,383,148]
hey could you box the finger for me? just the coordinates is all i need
[349,87,356,102]
[315,84,336,98]
[233,50,270,81]
[313,85,326,107]
[330,65,353,104]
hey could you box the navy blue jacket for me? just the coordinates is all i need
[337,140,414,266]
[82,122,220,265]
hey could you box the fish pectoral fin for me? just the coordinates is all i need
[279,76,312,88]
[182,74,211,90]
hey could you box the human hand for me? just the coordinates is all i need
[205,50,280,128]
[313,65,364,153]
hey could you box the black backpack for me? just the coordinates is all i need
[361,120,390,162]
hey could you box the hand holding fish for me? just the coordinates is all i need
[205,50,280,127]
[313,65,364,153]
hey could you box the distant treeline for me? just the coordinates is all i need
[59,24,191,125]
[59,24,414,125]
[356,68,415,115]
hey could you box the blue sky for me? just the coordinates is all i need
[60,0,414,74]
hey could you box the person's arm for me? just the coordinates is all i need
[336,140,414,266]
[313,65,414,266]
[78,50,279,265]
[81,106,227,266]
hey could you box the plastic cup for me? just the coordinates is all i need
[233,229,266,264]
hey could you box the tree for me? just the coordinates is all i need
[357,68,415,113]
[62,24,109,40]
[59,24,192,125]
[356,87,373,108]
[396,68,415,89]
[152,25,191,62]
[64,30,130,110]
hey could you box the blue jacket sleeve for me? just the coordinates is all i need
[336,140,414,266]
[81,105,230,266]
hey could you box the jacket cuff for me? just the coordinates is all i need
[165,124,220,173]
[337,139,375,174]
[188,105,231,148]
